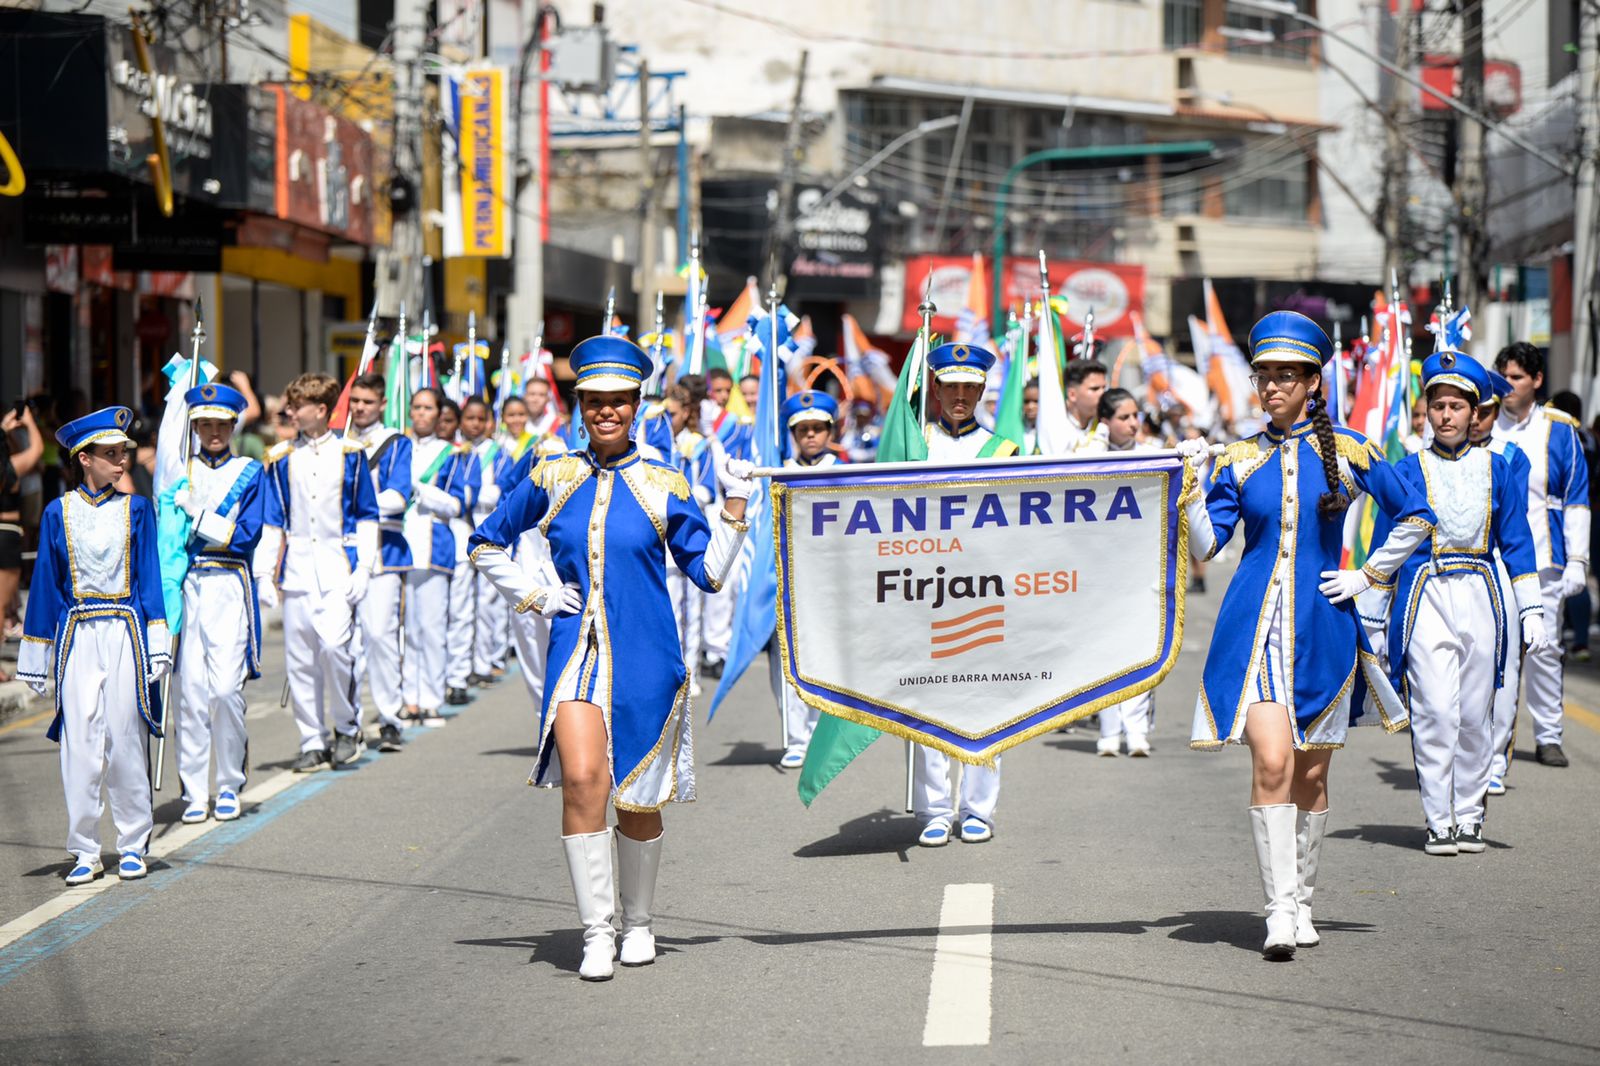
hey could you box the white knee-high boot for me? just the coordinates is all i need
[561,829,617,981]
[616,831,663,966]
[1295,808,1328,947]
[1249,803,1298,960]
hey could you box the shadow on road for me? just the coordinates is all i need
[707,741,784,768]
[793,808,918,862]
[1148,910,1375,952]
[480,747,539,759]
[1368,757,1420,792]
[1330,822,1515,852]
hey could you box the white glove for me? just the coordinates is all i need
[173,488,202,520]
[346,565,371,607]
[699,399,721,436]
[1176,437,1212,472]
[1319,569,1372,605]
[477,483,501,511]
[718,458,756,501]
[522,580,582,619]
[416,483,459,517]
[256,580,280,611]
[1522,612,1552,653]
[1560,560,1588,599]
[26,678,47,697]
[146,658,170,686]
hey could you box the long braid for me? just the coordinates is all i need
[1311,393,1350,520]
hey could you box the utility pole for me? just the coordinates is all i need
[1575,1,1600,402]
[766,49,809,293]
[1378,0,1415,285]
[376,0,428,319]
[637,59,657,326]
[1457,0,1487,314]
[508,3,547,355]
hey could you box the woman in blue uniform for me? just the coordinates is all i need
[470,335,753,982]
[1181,311,1434,959]
[17,407,170,884]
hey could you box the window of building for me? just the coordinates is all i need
[1164,0,1205,49]
[1223,152,1309,222]
[1223,0,1312,62]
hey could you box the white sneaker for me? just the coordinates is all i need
[180,800,209,824]
[778,749,805,770]
[918,819,953,847]
[65,856,104,886]
[1126,736,1151,757]
[1096,736,1120,757]
[1487,776,1506,796]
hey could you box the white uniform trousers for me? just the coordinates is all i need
[1521,567,1568,745]
[668,568,704,688]
[446,560,475,688]
[403,570,450,710]
[282,586,361,751]
[768,644,819,758]
[358,571,406,729]
[474,572,509,677]
[1490,565,1523,782]
[914,746,1000,827]
[176,570,250,803]
[510,609,550,706]
[1100,691,1154,743]
[59,616,153,861]
[1406,574,1497,832]
[702,547,747,664]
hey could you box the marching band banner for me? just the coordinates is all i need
[771,452,1193,765]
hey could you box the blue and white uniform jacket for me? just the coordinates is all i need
[403,436,479,573]
[1371,439,1541,702]
[1191,421,1435,749]
[468,442,747,809]
[19,486,170,740]
[346,422,414,572]
[1495,402,1591,571]
[184,449,266,677]
[255,432,379,593]
[472,435,514,526]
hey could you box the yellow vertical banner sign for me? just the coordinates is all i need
[458,65,509,258]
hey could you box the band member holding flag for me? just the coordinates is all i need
[345,371,413,753]
[914,343,1017,848]
[253,374,379,772]
[1369,351,1545,855]
[770,389,841,768]
[171,383,265,823]
[19,407,170,883]
[469,334,753,982]
[1180,311,1433,959]
[462,397,512,690]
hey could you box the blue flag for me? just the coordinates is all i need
[708,308,786,719]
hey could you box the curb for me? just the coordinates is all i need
[0,680,45,727]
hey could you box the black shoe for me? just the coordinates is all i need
[332,731,366,767]
[1535,743,1570,767]
[293,749,331,774]
[1454,823,1486,853]
[1424,828,1457,856]
[701,657,724,680]
[377,724,405,752]
[1191,576,1207,594]
[445,687,471,706]
[465,673,483,687]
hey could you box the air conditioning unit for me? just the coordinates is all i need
[547,25,616,95]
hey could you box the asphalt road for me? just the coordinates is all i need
[0,572,1597,1065]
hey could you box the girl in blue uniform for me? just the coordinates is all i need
[470,335,752,982]
[1181,311,1434,959]
[18,407,170,884]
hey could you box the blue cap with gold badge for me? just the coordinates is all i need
[569,335,653,392]
[926,342,996,384]
[186,382,247,421]
[1486,369,1511,406]
[57,406,135,456]
[779,390,838,430]
[1421,348,1490,406]
[1247,311,1333,368]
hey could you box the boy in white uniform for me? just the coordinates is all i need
[173,383,265,821]
[915,343,1018,847]
[254,373,379,772]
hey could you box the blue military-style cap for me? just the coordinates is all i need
[780,390,839,429]
[186,382,247,421]
[1485,369,1512,406]
[1422,348,1490,406]
[57,406,135,456]
[569,335,653,392]
[926,342,996,384]
[1247,310,1333,367]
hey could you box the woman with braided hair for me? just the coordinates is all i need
[1178,311,1434,960]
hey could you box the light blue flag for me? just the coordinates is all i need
[708,306,787,719]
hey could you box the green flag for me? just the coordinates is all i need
[383,336,410,431]
[797,335,930,806]
[991,322,1030,452]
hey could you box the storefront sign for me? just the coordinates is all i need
[455,65,510,258]
[269,86,374,244]
[701,178,883,300]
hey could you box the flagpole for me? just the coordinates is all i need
[916,272,935,430]
[603,286,617,335]
[458,309,475,402]
[649,290,666,394]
